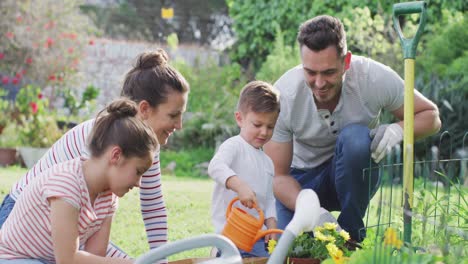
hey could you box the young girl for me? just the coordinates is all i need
[0,98,159,263]
[0,49,189,262]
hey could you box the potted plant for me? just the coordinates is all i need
[15,85,62,168]
[268,222,352,264]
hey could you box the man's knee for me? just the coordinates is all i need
[337,124,372,158]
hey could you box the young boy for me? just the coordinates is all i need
[208,80,280,258]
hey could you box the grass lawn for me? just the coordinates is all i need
[1,166,465,261]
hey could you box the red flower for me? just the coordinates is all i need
[45,38,54,48]
[38,93,43,99]
[15,72,22,78]
[68,47,74,54]
[44,21,55,30]
[26,58,33,64]
[48,75,56,81]
[12,77,19,85]
[21,69,27,75]
[0,53,4,60]
[58,76,63,82]
[16,16,23,23]
[30,102,38,114]
[89,39,95,45]
[1,76,9,85]
[6,32,14,39]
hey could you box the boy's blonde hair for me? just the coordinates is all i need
[237,81,280,114]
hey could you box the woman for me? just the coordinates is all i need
[0,49,189,262]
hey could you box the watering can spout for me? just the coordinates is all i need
[286,189,320,236]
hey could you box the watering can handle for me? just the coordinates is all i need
[392,1,427,59]
[254,228,284,242]
[226,197,264,224]
[135,234,242,264]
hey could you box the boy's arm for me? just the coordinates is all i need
[226,176,257,208]
[264,217,278,242]
[208,139,256,208]
[50,198,133,264]
[84,216,113,256]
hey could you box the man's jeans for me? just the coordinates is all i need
[276,124,380,242]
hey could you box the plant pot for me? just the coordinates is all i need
[18,147,49,169]
[286,258,321,264]
[0,147,18,167]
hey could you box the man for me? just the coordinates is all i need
[264,15,441,242]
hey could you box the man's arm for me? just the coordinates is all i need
[391,89,441,139]
[264,140,301,211]
[371,89,441,162]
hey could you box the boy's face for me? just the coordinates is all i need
[235,110,279,149]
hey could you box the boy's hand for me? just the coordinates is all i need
[238,185,257,209]
[264,233,277,243]
[226,176,257,208]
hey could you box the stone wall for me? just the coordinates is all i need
[79,38,223,107]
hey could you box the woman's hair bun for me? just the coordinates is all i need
[136,48,169,69]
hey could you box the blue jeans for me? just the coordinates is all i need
[276,124,380,242]
[0,194,15,228]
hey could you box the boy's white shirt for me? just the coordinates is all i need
[208,135,276,233]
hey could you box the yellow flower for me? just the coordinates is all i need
[339,230,350,241]
[314,226,324,233]
[326,243,348,264]
[326,243,339,256]
[324,222,338,230]
[315,230,336,242]
[384,227,403,249]
[267,239,277,254]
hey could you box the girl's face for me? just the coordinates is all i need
[144,90,188,145]
[110,153,153,197]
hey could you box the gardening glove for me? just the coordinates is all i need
[369,123,403,163]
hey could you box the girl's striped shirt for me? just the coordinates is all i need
[0,158,117,261]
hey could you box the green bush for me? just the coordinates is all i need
[168,58,246,150]
[256,25,300,83]
[160,147,214,178]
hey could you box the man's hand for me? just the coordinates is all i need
[369,123,403,163]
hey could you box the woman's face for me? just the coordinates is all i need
[144,90,188,145]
